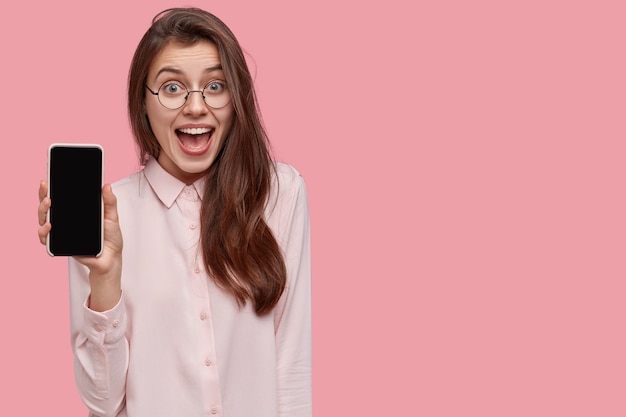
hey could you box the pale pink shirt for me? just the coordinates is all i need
[68,158,312,417]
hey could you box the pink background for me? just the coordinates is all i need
[2,0,625,415]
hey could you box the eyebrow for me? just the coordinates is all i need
[153,65,224,82]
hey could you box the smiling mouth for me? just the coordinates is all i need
[176,127,214,151]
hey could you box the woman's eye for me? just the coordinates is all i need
[205,81,225,94]
[162,82,185,95]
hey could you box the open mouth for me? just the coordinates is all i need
[176,127,214,152]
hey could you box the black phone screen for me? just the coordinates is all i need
[48,145,103,256]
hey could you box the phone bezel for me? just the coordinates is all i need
[46,143,104,257]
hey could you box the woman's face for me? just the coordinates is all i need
[145,40,234,184]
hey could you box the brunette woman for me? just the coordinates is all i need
[38,8,311,417]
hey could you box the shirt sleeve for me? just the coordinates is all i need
[273,170,313,417]
[69,258,129,417]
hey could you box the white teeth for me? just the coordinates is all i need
[179,127,212,135]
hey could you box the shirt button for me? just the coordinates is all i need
[112,320,120,328]
[94,324,103,332]
[211,407,218,414]
[194,266,201,274]
[205,359,212,367]
[189,223,197,230]
[199,311,207,320]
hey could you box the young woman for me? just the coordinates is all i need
[37,8,311,417]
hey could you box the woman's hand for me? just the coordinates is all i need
[38,181,124,311]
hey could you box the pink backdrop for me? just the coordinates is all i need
[2,0,625,415]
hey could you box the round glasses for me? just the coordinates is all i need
[146,80,232,110]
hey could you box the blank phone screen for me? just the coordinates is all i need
[48,145,103,256]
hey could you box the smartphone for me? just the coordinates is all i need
[47,144,104,256]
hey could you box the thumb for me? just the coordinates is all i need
[102,184,119,222]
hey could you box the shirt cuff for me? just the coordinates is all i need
[82,293,126,346]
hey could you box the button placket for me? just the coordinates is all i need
[178,183,223,412]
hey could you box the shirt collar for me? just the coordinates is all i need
[143,157,206,208]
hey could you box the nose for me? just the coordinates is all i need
[182,90,209,116]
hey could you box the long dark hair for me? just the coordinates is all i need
[128,8,286,314]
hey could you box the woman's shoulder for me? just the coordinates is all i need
[274,161,301,175]
[273,162,304,187]
[271,162,307,199]
[111,170,143,192]
[267,162,307,217]
[109,169,152,206]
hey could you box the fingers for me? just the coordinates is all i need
[38,180,48,202]
[38,195,51,226]
[38,180,50,226]
[38,180,51,245]
[102,184,119,223]
[38,223,51,245]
